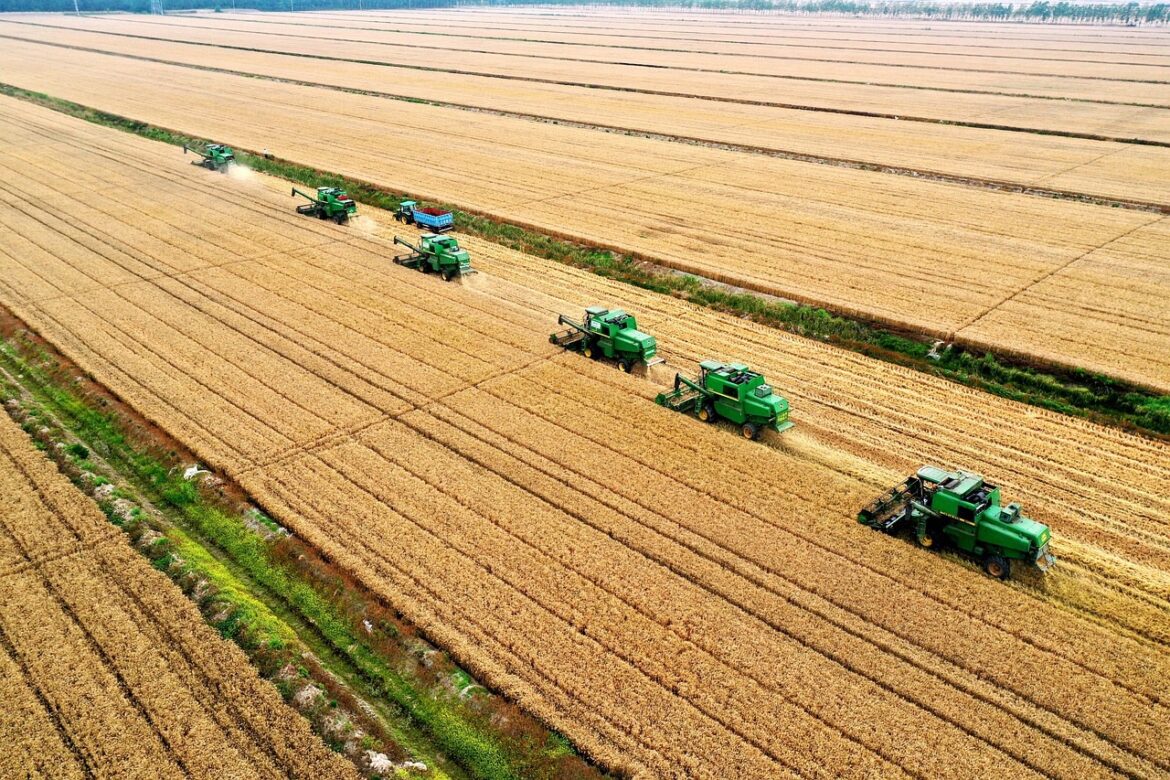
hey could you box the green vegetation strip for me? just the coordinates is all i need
[2,82,1167,438]
[0,330,596,780]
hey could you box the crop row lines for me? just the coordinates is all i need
[514,367,1170,721]
[412,398,1130,776]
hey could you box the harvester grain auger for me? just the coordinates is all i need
[550,306,662,373]
[858,465,1055,579]
[393,235,475,281]
[655,360,793,440]
[292,186,356,224]
[184,143,235,172]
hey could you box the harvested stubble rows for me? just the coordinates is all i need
[1,43,1167,392]
[3,97,1170,779]
[15,14,1170,107]
[72,12,1170,79]
[215,9,1170,57]
[10,20,1170,209]
[0,414,357,780]
[15,13,1170,146]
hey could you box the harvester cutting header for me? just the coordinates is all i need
[184,143,235,172]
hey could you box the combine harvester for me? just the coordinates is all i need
[394,201,454,233]
[393,235,475,281]
[656,360,793,440]
[183,143,235,172]
[550,306,662,372]
[859,466,1055,579]
[292,186,357,224]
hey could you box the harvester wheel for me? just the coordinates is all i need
[698,402,715,423]
[618,358,633,373]
[916,532,936,549]
[983,555,1010,580]
[442,268,456,282]
[741,422,759,440]
[583,344,595,360]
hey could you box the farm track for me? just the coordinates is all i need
[1,43,1167,392]
[2,97,1169,778]
[0,408,358,780]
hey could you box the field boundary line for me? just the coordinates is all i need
[954,215,1167,336]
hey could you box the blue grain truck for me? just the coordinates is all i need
[394,201,454,232]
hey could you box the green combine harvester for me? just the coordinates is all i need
[292,186,357,224]
[183,143,235,172]
[655,360,793,439]
[859,466,1055,579]
[550,306,661,372]
[393,234,475,281]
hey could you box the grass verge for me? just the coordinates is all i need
[0,322,603,780]
[2,82,1167,439]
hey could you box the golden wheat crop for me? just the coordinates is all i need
[0,414,358,780]
[2,97,1169,778]
[0,45,1165,390]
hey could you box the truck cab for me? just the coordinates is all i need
[699,361,792,436]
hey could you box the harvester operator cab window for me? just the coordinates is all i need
[606,314,631,330]
[957,504,976,522]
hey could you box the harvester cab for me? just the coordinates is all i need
[858,465,1055,579]
[655,360,793,439]
[292,186,357,224]
[393,234,475,281]
[550,306,662,372]
[184,143,235,172]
